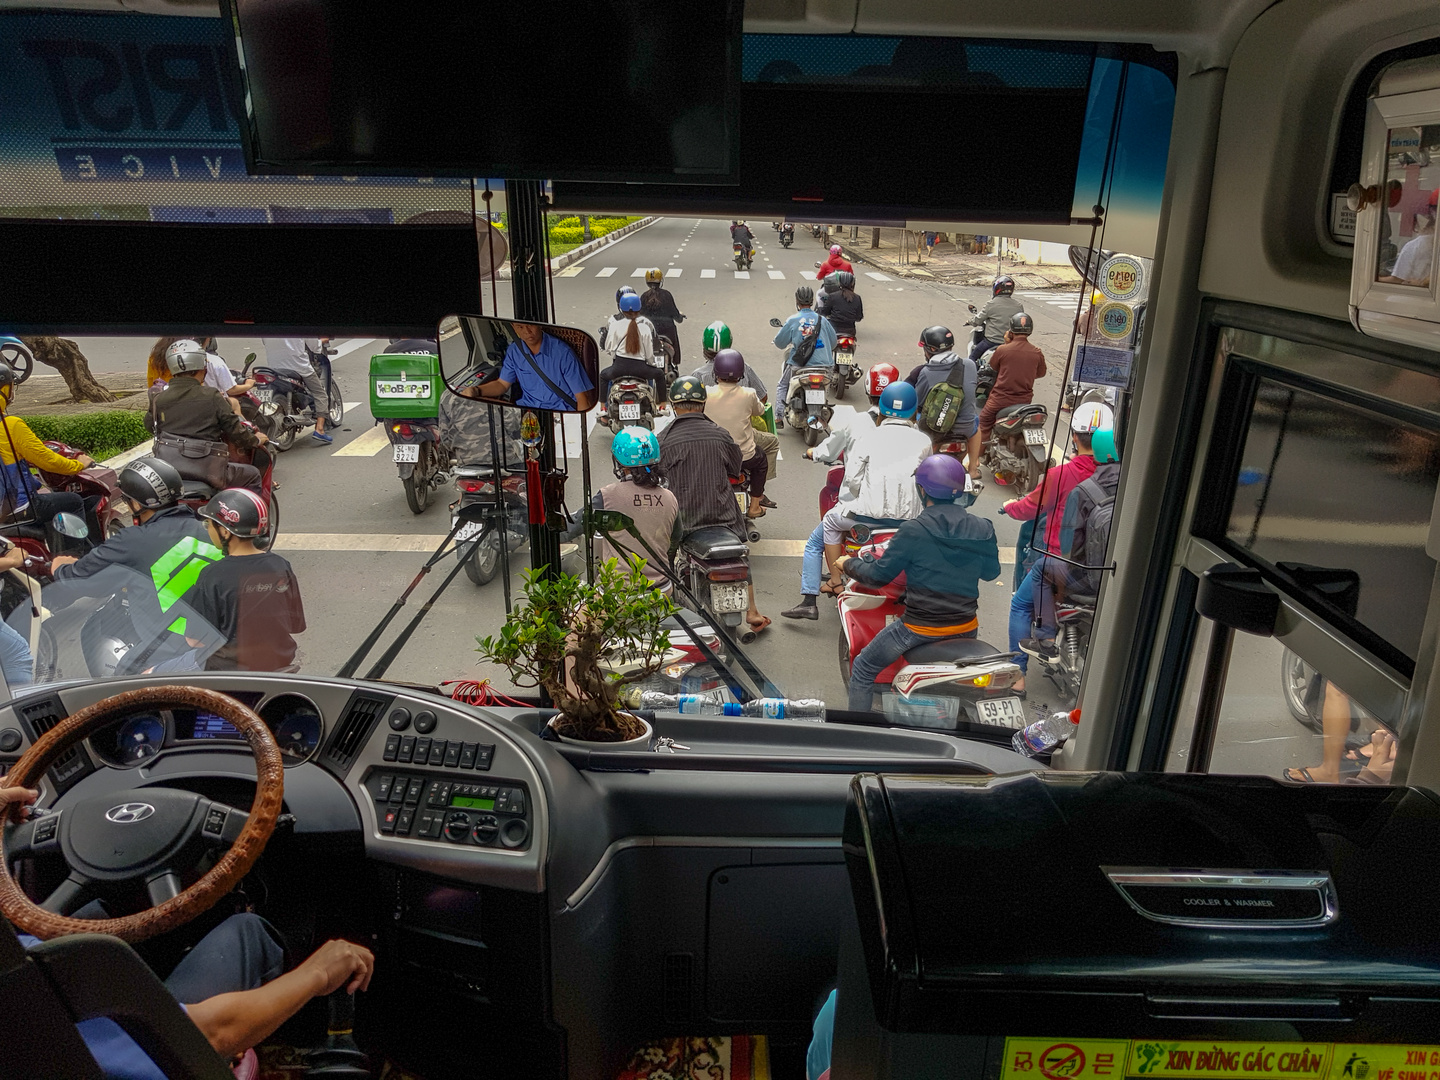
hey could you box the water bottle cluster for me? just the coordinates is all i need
[622,688,826,721]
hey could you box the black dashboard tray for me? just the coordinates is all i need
[844,771,1440,1037]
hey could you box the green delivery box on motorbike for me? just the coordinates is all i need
[368,353,442,420]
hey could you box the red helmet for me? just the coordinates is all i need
[199,487,269,538]
[866,363,900,397]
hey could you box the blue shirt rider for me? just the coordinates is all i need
[772,286,837,414]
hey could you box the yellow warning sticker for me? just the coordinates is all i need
[1000,1041,1440,1080]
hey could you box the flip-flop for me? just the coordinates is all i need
[819,580,843,596]
[1283,766,1320,783]
[746,615,772,636]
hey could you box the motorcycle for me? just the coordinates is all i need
[174,441,280,550]
[733,240,754,271]
[831,334,860,398]
[606,375,661,434]
[983,404,1049,495]
[784,368,834,448]
[674,526,757,644]
[835,522,1027,734]
[0,336,35,384]
[779,223,795,248]
[385,419,448,515]
[604,616,729,699]
[451,466,529,586]
[35,440,130,541]
[246,346,344,451]
[1024,589,1095,703]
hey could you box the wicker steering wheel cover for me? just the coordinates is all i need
[0,685,284,942]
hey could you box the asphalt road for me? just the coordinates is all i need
[47,217,1343,782]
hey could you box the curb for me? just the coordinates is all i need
[102,439,154,470]
[495,216,658,279]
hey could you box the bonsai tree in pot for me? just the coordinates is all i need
[477,555,679,743]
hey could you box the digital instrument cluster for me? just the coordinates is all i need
[90,691,324,769]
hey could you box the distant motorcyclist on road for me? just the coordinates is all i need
[968,276,1025,360]
[816,270,864,337]
[815,244,854,282]
[905,325,982,480]
[599,293,668,407]
[772,286,837,425]
[260,337,331,444]
[978,311,1046,447]
[146,339,266,493]
[730,220,755,262]
[781,381,930,621]
[835,454,1001,712]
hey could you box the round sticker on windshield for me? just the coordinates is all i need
[1098,254,1145,302]
[1095,301,1134,342]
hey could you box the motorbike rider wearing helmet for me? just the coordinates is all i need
[704,350,769,520]
[1000,401,1111,693]
[905,325,983,479]
[0,361,93,533]
[642,268,685,366]
[816,270,864,337]
[599,293,667,409]
[730,220,755,262]
[259,337,331,443]
[45,457,223,671]
[968,276,1024,360]
[571,427,681,595]
[693,322,767,398]
[815,243,854,282]
[772,286,837,424]
[835,454,1002,712]
[658,376,770,635]
[152,488,305,673]
[978,311,1046,447]
[148,339,266,492]
[599,286,654,351]
[782,382,930,621]
[805,363,894,464]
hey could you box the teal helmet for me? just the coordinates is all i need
[612,426,661,469]
[1092,427,1119,464]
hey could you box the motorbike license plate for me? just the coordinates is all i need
[836,353,857,366]
[973,696,1027,727]
[454,520,485,543]
[252,387,272,403]
[376,380,431,398]
[711,582,749,614]
[805,389,827,405]
[1024,427,1048,446]
[618,402,642,420]
[393,443,421,463]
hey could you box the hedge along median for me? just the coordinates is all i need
[20,411,151,463]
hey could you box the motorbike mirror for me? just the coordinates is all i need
[768,318,782,328]
[814,261,822,268]
[51,512,89,539]
[967,303,978,313]
[437,314,600,415]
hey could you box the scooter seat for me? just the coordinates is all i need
[682,526,747,561]
[180,480,217,499]
[902,637,1002,664]
[0,521,48,541]
[996,403,1046,420]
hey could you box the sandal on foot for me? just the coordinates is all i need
[1283,766,1321,783]
[746,615,772,635]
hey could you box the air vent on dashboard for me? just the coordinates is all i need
[15,694,91,793]
[321,691,393,775]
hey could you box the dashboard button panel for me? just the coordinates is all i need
[363,769,530,850]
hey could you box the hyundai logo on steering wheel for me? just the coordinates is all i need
[105,802,156,824]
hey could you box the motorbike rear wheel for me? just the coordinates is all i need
[403,444,433,514]
[834,376,848,400]
[838,628,851,686]
[1016,453,1043,497]
[326,378,345,426]
[463,531,502,586]
[272,417,298,452]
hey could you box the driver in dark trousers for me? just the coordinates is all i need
[146,339,266,493]
[3,782,373,1080]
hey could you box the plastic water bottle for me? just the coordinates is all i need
[1012,708,1080,757]
[620,690,825,721]
[621,689,725,714]
[739,697,826,722]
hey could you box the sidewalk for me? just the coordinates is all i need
[820,227,1083,289]
[10,373,150,417]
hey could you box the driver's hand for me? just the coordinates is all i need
[299,939,375,997]
[49,554,79,570]
[0,786,38,825]
[255,432,270,445]
[76,454,95,468]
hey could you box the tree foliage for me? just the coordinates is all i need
[476,556,677,741]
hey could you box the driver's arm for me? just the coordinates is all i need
[185,939,374,1060]
[476,377,512,399]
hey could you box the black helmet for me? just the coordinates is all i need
[668,374,709,404]
[919,325,954,355]
[198,487,270,539]
[795,285,815,307]
[836,270,855,290]
[1009,312,1035,335]
[615,284,637,308]
[993,275,1015,296]
[118,457,182,510]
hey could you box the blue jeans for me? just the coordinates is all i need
[848,620,976,712]
[1009,561,1056,673]
[970,337,1003,361]
[0,618,32,688]
[801,522,825,595]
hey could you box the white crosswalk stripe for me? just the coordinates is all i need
[665,268,682,277]
[700,269,716,278]
[864,271,892,282]
[595,266,617,278]
[556,265,585,277]
[734,271,750,279]
[767,270,785,279]
[630,267,649,277]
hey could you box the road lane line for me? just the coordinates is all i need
[701,269,716,278]
[734,271,750,279]
[864,271,892,282]
[767,270,785,279]
[556,265,585,277]
[666,268,682,277]
[595,266,617,277]
[630,267,648,277]
[330,338,378,360]
[342,401,362,412]
[332,425,390,457]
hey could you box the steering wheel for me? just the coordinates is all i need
[0,686,284,943]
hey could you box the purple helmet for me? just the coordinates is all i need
[712,348,746,382]
[915,454,970,501]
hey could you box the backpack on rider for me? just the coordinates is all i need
[914,327,966,435]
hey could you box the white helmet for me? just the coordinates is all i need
[165,338,209,375]
[1071,401,1114,434]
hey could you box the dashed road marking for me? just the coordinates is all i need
[734,271,750,279]
[700,269,716,278]
[556,265,585,277]
[595,266,617,278]
[767,270,786,279]
[666,268,682,277]
[864,271,892,282]
[630,267,650,277]
[332,425,390,457]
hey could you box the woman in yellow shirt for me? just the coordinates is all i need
[0,363,93,529]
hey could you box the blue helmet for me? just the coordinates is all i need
[619,292,642,313]
[915,454,970,501]
[877,380,918,419]
[611,426,660,468]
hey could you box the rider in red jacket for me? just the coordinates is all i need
[816,245,854,281]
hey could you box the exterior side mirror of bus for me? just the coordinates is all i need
[1196,563,1279,636]
[769,318,782,327]
[436,313,600,414]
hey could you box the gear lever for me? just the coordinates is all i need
[303,990,371,1078]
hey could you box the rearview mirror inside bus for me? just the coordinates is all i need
[437,315,599,414]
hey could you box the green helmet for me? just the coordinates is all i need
[668,375,709,404]
[701,320,732,358]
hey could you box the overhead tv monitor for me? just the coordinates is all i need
[221,0,742,183]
